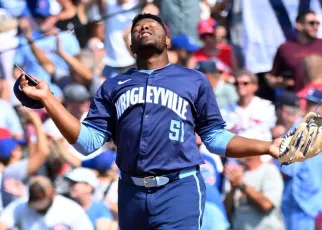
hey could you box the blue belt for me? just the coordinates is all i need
[119,166,199,188]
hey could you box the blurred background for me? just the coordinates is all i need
[0,0,322,229]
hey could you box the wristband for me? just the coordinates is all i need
[238,183,246,192]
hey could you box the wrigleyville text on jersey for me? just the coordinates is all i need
[115,86,189,121]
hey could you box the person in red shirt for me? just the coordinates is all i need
[297,54,322,110]
[269,10,322,92]
[193,18,237,74]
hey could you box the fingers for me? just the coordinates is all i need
[20,74,30,90]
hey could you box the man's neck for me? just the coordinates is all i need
[246,160,262,171]
[297,33,315,44]
[136,51,170,70]
[238,95,254,108]
[203,45,217,55]
[176,58,188,68]
[208,77,220,89]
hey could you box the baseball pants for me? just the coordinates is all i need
[118,168,206,230]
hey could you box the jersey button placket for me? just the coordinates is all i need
[139,75,151,157]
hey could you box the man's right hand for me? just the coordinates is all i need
[19,74,51,102]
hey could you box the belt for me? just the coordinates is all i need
[119,166,199,188]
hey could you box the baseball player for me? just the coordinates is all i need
[18,13,281,230]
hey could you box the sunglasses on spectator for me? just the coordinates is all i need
[234,81,252,86]
[306,21,320,26]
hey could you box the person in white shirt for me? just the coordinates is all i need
[88,0,140,79]
[0,176,93,230]
[222,69,276,140]
[221,69,276,162]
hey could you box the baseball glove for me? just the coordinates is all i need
[278,112,322,165]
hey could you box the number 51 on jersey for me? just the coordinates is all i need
[169,119,184,142]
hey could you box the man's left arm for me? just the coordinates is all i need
[195,73,279,158]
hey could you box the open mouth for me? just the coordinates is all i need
[140,32,152,38]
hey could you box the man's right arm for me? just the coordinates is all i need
[20,74,114,155]
[41,91,81,144]
[40,91,110,155]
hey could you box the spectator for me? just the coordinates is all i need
[275,89,322,230]
[0,108,49,209]
[157,0,201,45]
[316,212,322,230]
[196,134,230,230]
[0,176,93,230]
[44,82,105,161]
[221,70,276,143]
[0,98,24,139]
[0,8,19,103]
[42,138,72,197]
[195,60,238,109]
[194,18,238,74]
[215,25,244,69]
[13,0,80,91]
[55,33,94,89]
[224,157,285,230]
[269,10,322,92]
[62,82,92,120]
[297,54,322,110]
[170,34,199,68]
[82,149,119,220]
[272,91,303,139]
[55,0,92,48]
[65,167,115,229]
[88,0,142,79]
[0,0,28,18]
[86,37,107,94]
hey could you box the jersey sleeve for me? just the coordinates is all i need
[83,84,116,137]
[195,73,226,136]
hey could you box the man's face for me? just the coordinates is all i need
[215,26,227,44]
[130,18,169,55]
[70,182,92,200]
[30,190,55,215]
[234,75,258,98]
[200,33,216,47]
[297,13,320,39]
[65,100,90,118]
[175,49,192,64]
[11,145,23,161]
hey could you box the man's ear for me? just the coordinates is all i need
[166,36,171,49]
[295,22,303,31]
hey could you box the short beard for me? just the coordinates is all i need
[137,42,163,54]
[303,30,316,40]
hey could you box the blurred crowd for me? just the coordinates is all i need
[1,0,322,230]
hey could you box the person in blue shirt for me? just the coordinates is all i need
[13,0,80,96]
[197,134,230,230]
[274,88,322,230]
[65,167,114,229]
[19,13,283,230]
